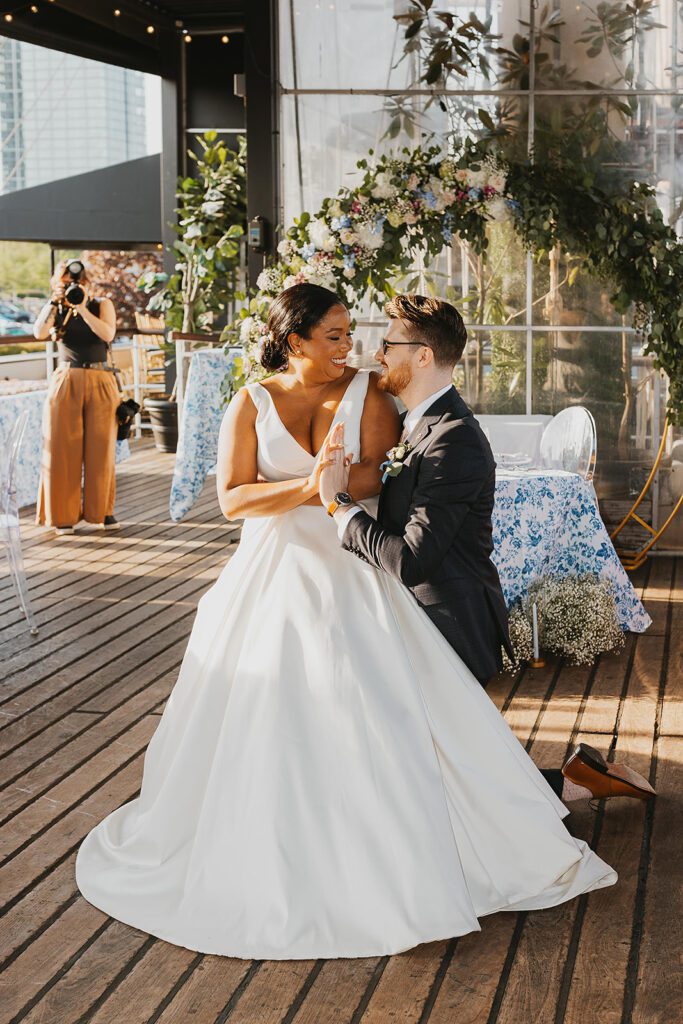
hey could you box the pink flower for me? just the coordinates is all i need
[351,200,362,214]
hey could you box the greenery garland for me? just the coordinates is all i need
[221,136,683,422]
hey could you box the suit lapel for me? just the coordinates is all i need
[378,387,471,522]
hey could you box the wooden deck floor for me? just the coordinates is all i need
[1,439,680,1024]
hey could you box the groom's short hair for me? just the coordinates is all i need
[384,293,467,368]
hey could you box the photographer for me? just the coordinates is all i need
[34,258,120,534]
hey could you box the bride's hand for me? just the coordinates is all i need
[304,422,344,499]
[319,423,350,507]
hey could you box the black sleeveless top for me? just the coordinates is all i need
[56,298,109,365]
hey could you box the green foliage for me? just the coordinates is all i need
[137,133,246,333]
[0,241,51,296]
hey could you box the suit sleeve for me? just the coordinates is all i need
[341,425,490,587]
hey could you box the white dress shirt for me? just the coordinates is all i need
[335,383,454,538]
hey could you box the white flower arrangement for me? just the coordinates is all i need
[528,574,625,666]
[502,573,626,670]
[221,144,510,396]
[501,606,534,671]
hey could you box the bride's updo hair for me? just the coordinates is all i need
[261,283,346,372]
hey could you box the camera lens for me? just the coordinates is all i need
[65,282,85,306]
[66,260,84,278]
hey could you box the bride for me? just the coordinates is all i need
[76,283,616,960]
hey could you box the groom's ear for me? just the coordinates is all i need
[417,345,434,368]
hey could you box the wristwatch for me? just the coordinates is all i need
[327,491,354,517]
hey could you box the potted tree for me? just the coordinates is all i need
[137,132,246,451]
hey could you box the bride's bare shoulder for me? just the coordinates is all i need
[362,370,401,429]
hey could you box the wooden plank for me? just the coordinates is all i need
[0,675,177,820]
[0,896,109,1019]
[86,942,198,1024]
[219,960,317,1024]
[0,754,142,910]
[153,957,253,1024]
[631,735,683,1023]
[427,917,518,1024]
[0,524,230,695]
[659,558,683,737]
[489,665,596,1024]
[291,958,382,1024]
[359,941,449,1023]
[1,856,78,963]
[0,537,228,735]
[0,714,158,860]
[0,501,222,646]
[0,462,187,608]
[562,559,671,1024]
[16,923,151,1024]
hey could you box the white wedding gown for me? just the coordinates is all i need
[76,369,616,959]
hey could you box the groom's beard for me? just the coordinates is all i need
[377,359,413,397]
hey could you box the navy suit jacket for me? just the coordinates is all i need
[342,386,513,683]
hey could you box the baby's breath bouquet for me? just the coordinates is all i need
[501,606,534,671]
[502,574,625,670]
[528,574,625,666]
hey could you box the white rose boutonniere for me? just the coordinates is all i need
[380,441,413,483]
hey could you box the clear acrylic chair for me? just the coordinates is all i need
[0,409,38,635]
[540,406,597,480]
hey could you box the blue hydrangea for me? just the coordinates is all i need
[417,189,438,209]
[331,215,352,231]
[506,198,523,217]
[467,187,482,200]
[299,242,316,260]
[343,252,356,269]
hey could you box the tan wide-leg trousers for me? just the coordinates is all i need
[36,366,120,527]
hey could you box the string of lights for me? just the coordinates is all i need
[1,2,232,44]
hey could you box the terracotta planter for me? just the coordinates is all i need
[145,396,178,453]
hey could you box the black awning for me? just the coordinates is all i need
[0,154,161,246]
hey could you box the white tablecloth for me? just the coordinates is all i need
[169,354,650,632]
[477,415,552,464]
[0,387,130,509]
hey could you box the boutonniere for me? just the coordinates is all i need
[380,441,413,483]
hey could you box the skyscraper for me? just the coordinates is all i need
[0,37,149,195]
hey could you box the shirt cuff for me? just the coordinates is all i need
[335,504,363,539]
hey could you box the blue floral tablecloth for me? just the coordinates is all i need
[492,469,650,632]
[170,350,233,523]
[0,387,130,509]
[170,353,650,632]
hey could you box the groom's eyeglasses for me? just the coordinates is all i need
[381,340,430,355]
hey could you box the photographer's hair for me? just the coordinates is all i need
[384,293,467,369]
[262,283,347,372]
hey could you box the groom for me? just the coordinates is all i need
[320,293,654,804]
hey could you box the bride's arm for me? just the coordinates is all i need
[349,372,401,499]
[216,390,330,520]
[300,372,399,507]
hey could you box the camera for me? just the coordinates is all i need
[63,260,86,307]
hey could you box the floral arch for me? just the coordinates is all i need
[224,140,683,423]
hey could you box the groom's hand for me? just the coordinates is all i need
[319,422,350,508]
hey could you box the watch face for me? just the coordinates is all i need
[335,492,353,505]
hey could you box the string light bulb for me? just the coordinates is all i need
[184,34,192,43]
[221,35,230,44]
[146,24,155,34]
[30,5,39,12]
[113,8,121,15]
[4,13,13,22]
